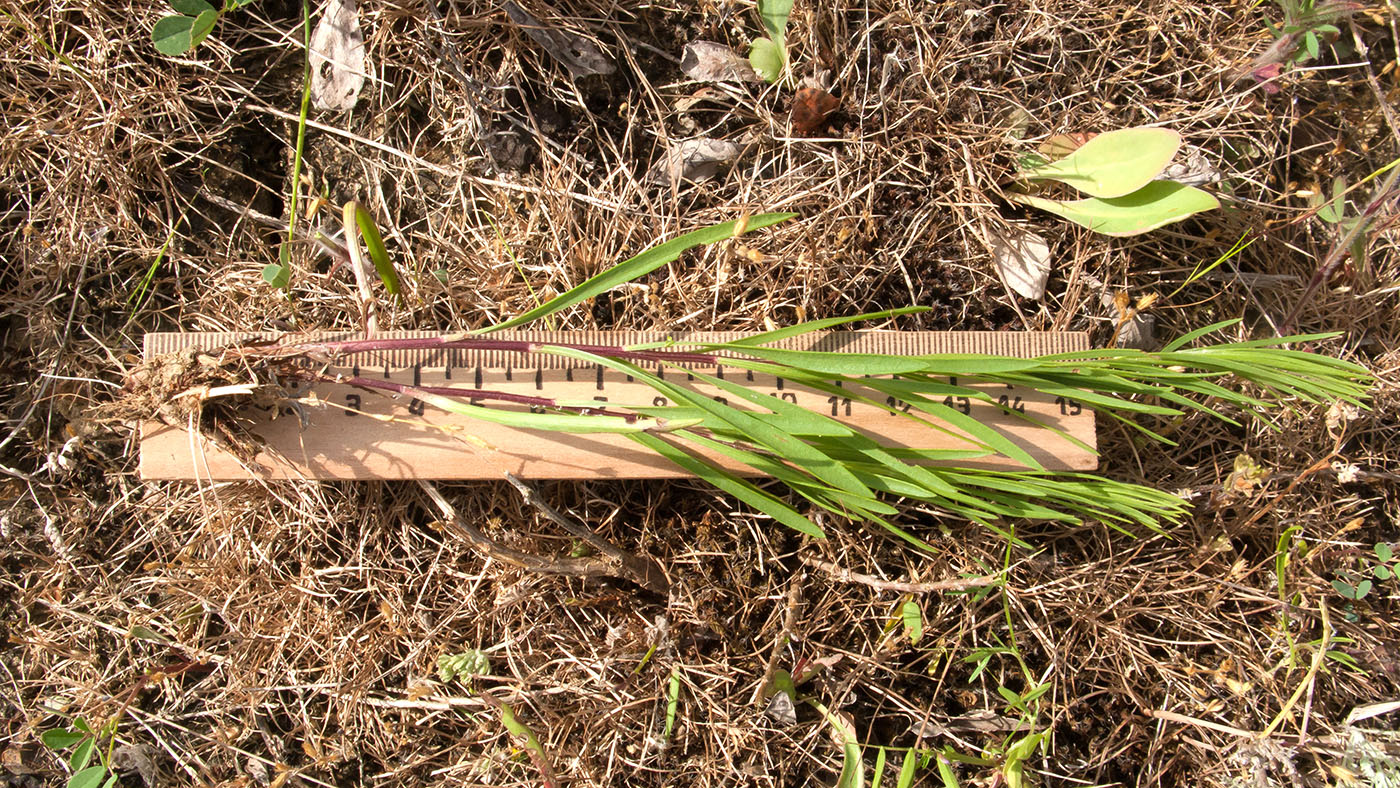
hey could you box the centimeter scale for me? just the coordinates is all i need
[139,330,1097,480]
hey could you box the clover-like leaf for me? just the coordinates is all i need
[169,0,214,14]
[1022,127,1182,198]
[152,15,198,55]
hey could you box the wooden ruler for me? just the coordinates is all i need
[139,330,1095,480]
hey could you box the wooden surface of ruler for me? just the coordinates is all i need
[139,330,1096,480]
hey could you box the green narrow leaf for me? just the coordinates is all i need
[630,431,825,537]
[663,665,681,741]
[347,201,401,296]
[152,14,197,55]
[1021,127,1181,198]
[413,390,692,434]
[482,213,795,333]
[871,747,889,788]
[808,699,865,788]
[935,753,961,788]
[897,750,921,788]
[1008,181,1220,237]
[1160,318,1242,352]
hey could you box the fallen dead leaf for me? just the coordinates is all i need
[504,1,614,77]
[680,41,760,82]
[309,0,365,112]
[647,138,743,186]
[790,87,839,136]
[989,225,1051,300]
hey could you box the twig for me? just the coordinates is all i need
[751,571,805,709]
[798,554,996,594]
[503,472,669,594]
[417,480,665,592]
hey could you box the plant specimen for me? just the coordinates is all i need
[122,214,1371,545]
[152,0,258,55]
[1007,127,1220,236]
[41,716,118,788]
[748,0,793,83]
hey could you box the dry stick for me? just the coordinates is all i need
[502,472,669,594]
[751,571,806,709]
[417,480,666,593]
[798,554,995,595]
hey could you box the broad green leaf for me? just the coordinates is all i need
[901,600,923,644]
[261,262,290,290]
[41,729,85,750]
[188,7,218,48]
[170,0,214,13]
[68,766,107,788]
[1022,127,1181,198]
[748,37,785,83]
[1008,181,1220,237]
[70,736,94,771]
[152,14,197,55]
[1376,543,1393,562]
[756,0,794,40]
[630,432,824,537]
[483,213,795,333]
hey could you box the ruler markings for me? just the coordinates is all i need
[140,330,1095,480]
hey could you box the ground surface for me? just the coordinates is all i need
[3,0,1400,786]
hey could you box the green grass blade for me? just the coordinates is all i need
[630,432,824,537]
[481,213,795,333]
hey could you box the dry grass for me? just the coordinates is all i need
[3,0,1400,785]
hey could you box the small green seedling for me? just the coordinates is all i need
[1333,542,1398,603]
[748,0,793,83]
[1008,127,1220,236]
[40,716,118,788]
[1267,0,1348,69]
[1309,176,1372,271]
[152,0,257,56]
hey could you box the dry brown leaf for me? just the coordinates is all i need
[790,87,839,136]
[989,225,1051,300]
[504,1,614,77]
[680,41,760,83]
[309,0,365,112]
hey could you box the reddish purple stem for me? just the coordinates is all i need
[324,373,641,421]
[292,336,719,366]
